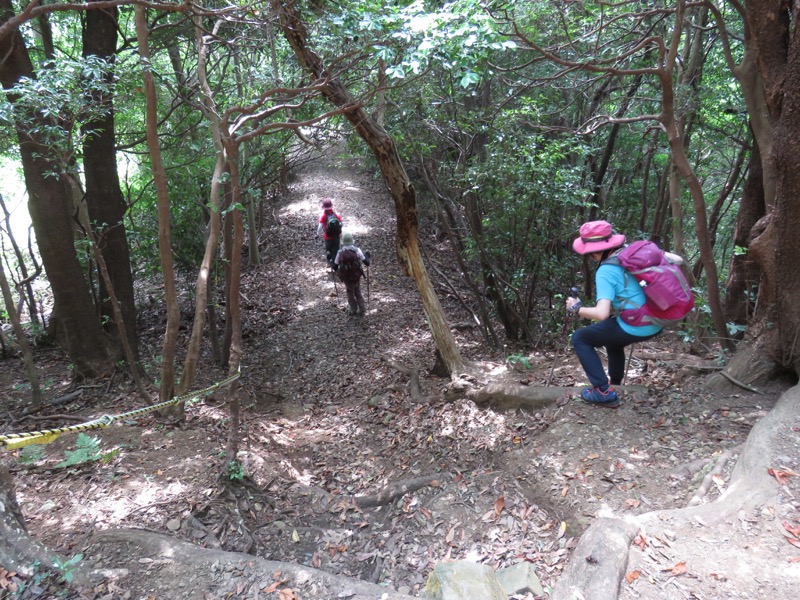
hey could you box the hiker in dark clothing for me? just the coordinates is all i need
[333,232,370,316]
[316,198,343,268]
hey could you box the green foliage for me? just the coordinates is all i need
[0,56,116,170]
[52,553,83,583]
[55,433,102,468]
[506,353,531,369]
[19,444,46,464]
[227,459,246,481]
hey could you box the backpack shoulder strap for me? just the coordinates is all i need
[600,247,624,266]
[599,249,639,313]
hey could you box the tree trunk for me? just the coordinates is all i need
[82,1,139,361]
[0,256,41,402]
[0,0,111,377]
[0,466,90,589]
[135,5,180,402]
[274,0,464,377]
[714,0,800,384]
[222,140,244,460]
[723,134,764,325]
[656,3,732,351]
[175,15,226,398]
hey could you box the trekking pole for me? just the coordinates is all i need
[546,287,580,386]
[366,264,370,311]
[622,343,635,386]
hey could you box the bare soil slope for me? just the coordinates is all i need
[1,151,799,599]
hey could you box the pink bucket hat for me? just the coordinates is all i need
[321,198,333,209]
[572,220,626,255]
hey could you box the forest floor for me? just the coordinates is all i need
[1,148,799,599]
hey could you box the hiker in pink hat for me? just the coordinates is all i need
[566,220,663,408]
[316,198,343,268]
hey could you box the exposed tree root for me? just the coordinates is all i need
[0,466,92,591]
[704,342,777,391]
[354,474,444,508]
[87,529,417,599]
[552,383,799,600]
[687,445,742,507]
[466,382,650,411]
[381,354,439,403]
[720,370,762,394]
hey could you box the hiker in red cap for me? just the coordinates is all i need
[316,198,343,268]
[566,220,663,408]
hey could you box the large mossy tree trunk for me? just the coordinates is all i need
[82,2,139,362]
[0,0,111,377]
[709,1,800,388]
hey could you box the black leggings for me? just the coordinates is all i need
[325,236,340,266]
[572,318,660,387]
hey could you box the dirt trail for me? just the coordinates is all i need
[3,151,799,599]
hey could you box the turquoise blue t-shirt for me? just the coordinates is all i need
[595,263,663,337]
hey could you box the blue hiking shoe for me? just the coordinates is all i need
[581,386,620,408]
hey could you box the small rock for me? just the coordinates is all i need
[166,518,181,531]
[496,561,545,596]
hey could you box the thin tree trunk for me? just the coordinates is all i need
[658,1,731,351]
[135,5,180,403]
[222,141,244,460]
[0,194,40,327]
[175,15,226,398]
[274,0,463,376]
[0,256,40,403]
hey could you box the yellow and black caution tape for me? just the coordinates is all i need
[0,370,241,451]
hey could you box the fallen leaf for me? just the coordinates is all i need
[768,467,797,485]
[625,498,641,509]
[557,521,567,539]
[263,579,288,593]
[789,557,800,563]
[786,536,800,549]
[445,526,456,543]
[625,570,640,584]
[670,561,687,575]
[783,521,800,538]
[561,485,569,497]
[495,496,505,516]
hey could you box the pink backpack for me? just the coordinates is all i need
[604,240,695,327]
